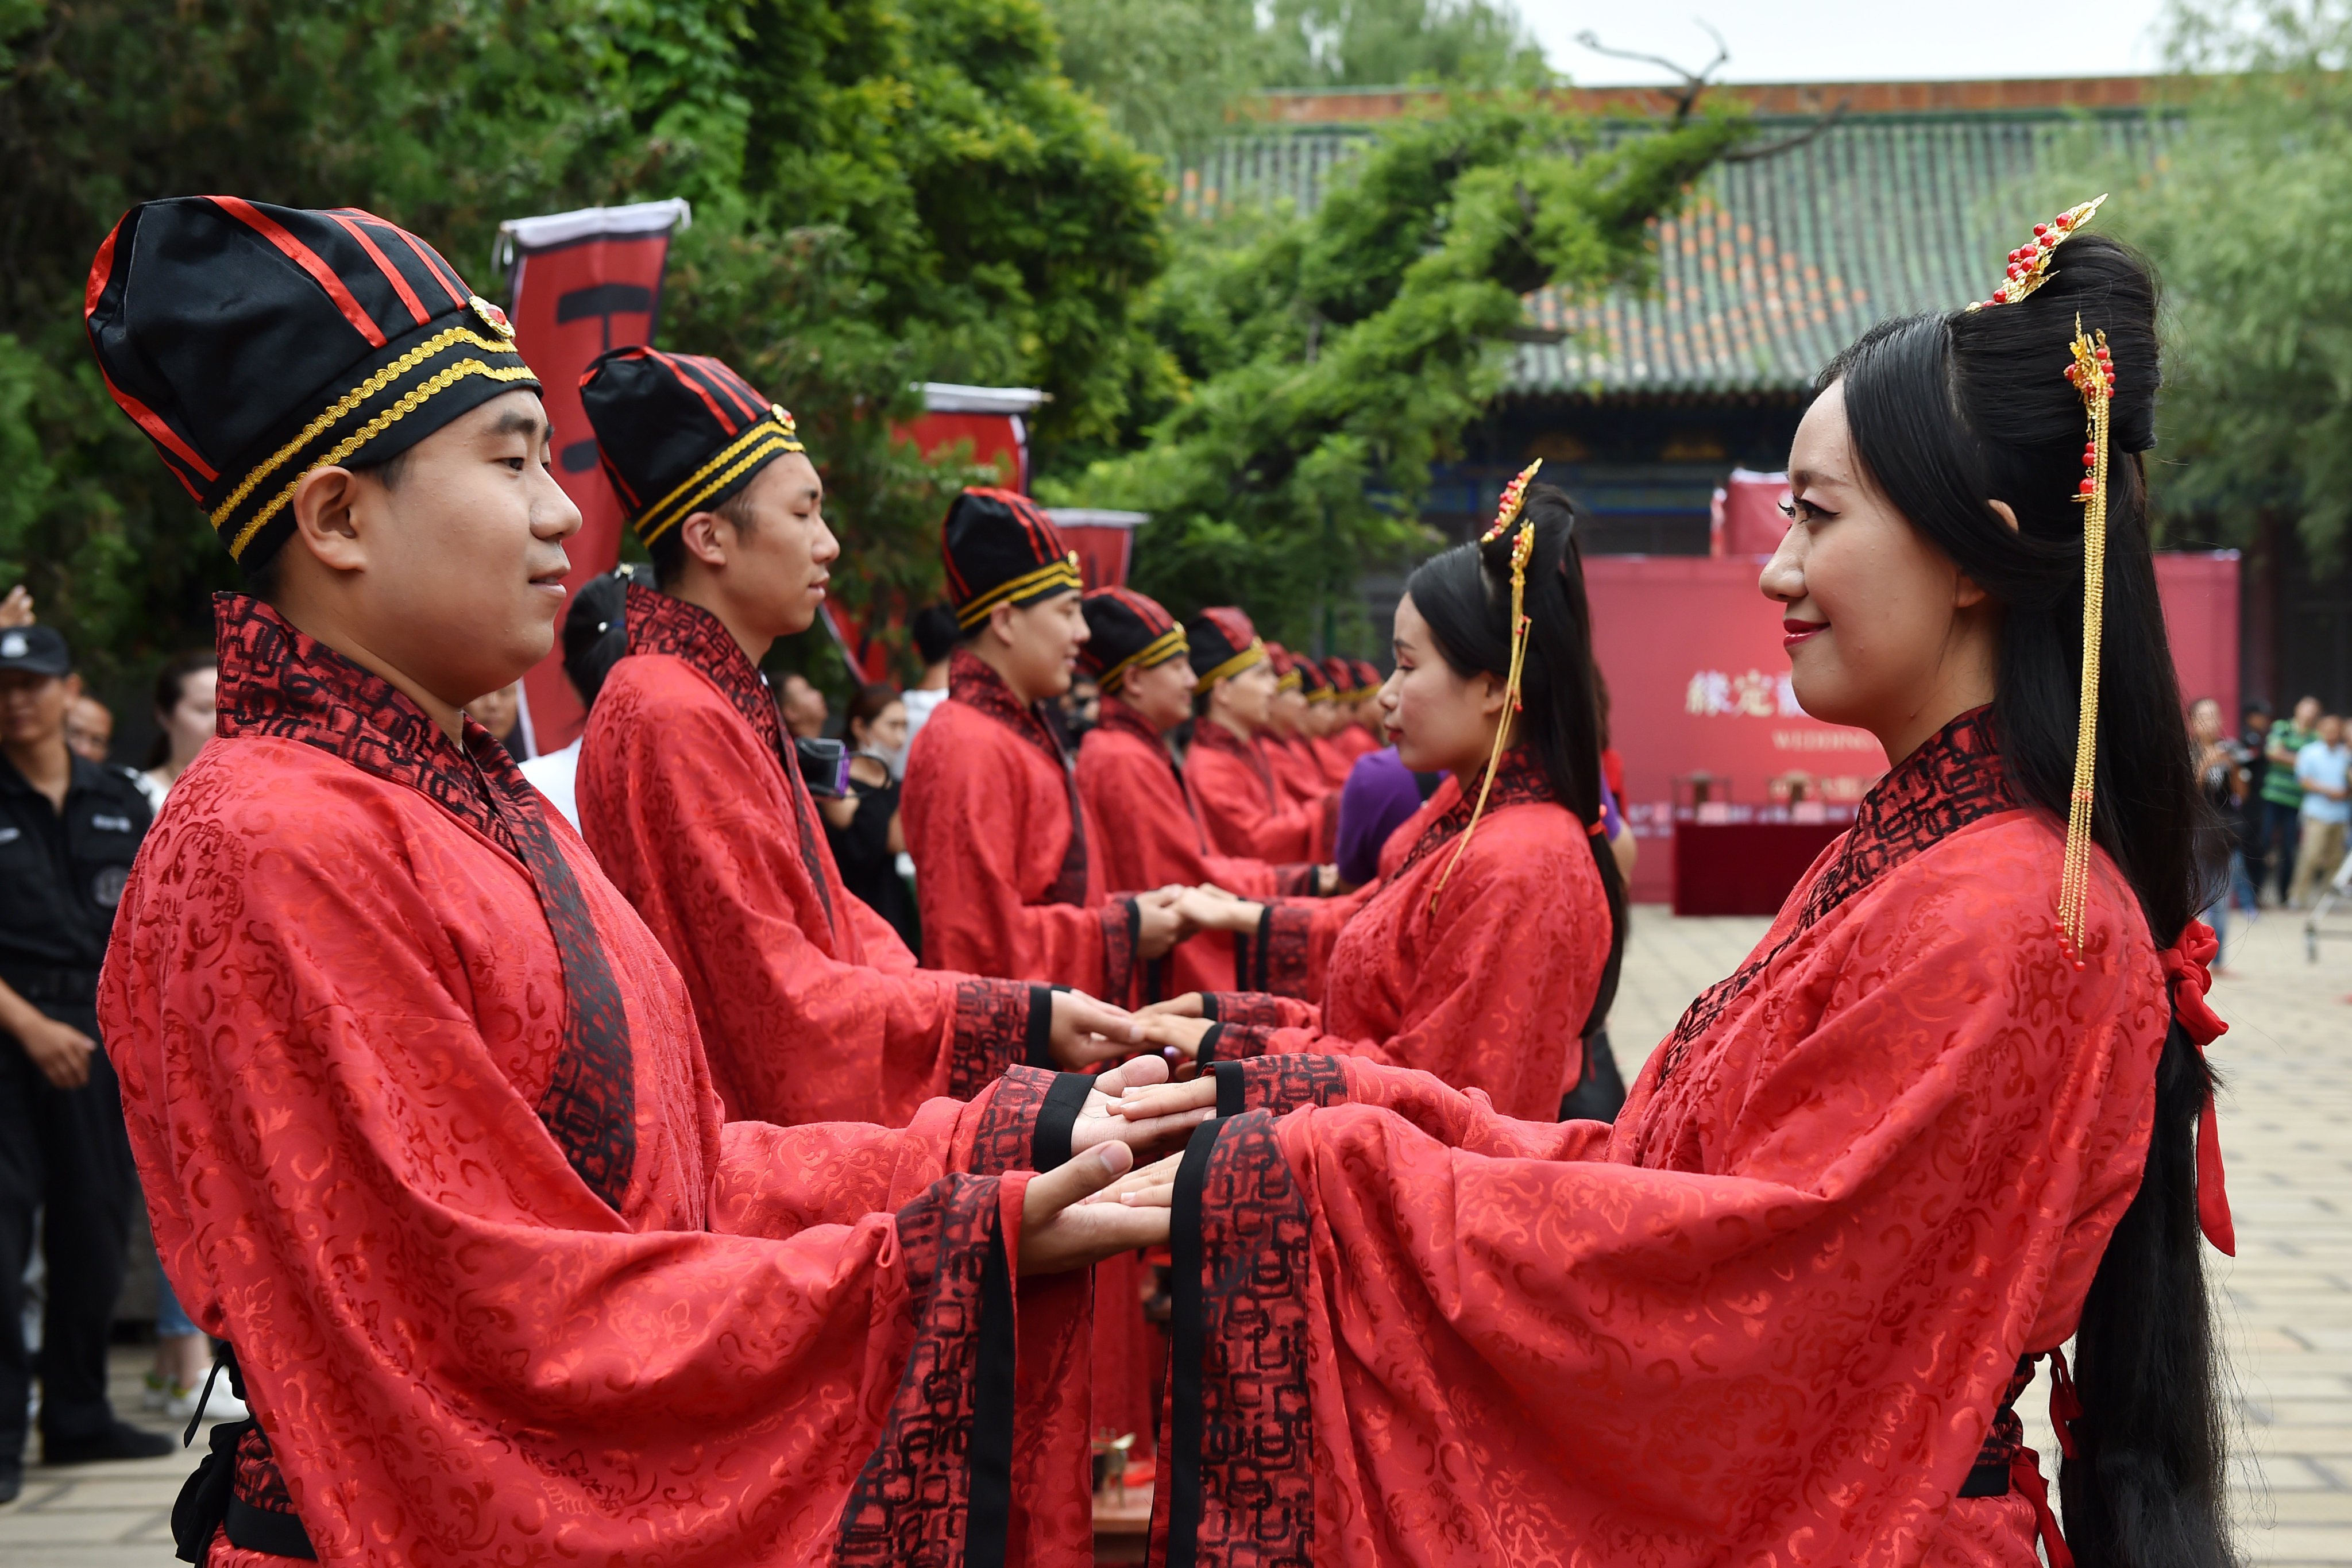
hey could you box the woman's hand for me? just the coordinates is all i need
[1017,1144,1169,1275]
[1117,1074,1218,1125]
[1138,992,1206,1019]
[1071,1055,1214,1157]
[1134,1012,1218,1060]
[1048,990,1142,1069]
[1176,886,1263,933]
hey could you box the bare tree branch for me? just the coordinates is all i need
[1573,20,1731,122]
[1724,99,1852,162]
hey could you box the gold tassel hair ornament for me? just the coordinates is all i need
[1967,194,2106,311]
[1431,458,1542,910]
[2058,318,2116,964]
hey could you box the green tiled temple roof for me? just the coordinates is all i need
[1171,109,2163,397]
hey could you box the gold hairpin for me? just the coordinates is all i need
[1969,195,2107,311]
[2056,316,2116,961]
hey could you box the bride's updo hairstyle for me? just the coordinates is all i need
[1404,486,1625,1037]
[1819,235,2228,1568]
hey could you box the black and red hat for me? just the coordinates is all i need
[1296,656,1334,703]
[578,347,804,548]
[1352,658,1382,691]
[1079,588,1187,693]
[83,197,539,571]
[1321,656,1355,697]
[941,488,1082,631]
[1265,642,1304,694]
[1184,607,1266,694]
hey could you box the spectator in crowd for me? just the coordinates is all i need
[2190,696,2250,960]
[125,649,235,1420]
[0,586,30,629]
[0,624,173,1502]
[517,568,632,832]
[2263,694,2322,905]
[778,671,828,739]
[2291,712,2350,909]
[464,679,527,759]
[63,693,113,764]
[817,683,920,952]
[132,651,218,813]
[2239,701,2273,908]
[900,602,958,745]
[1052,673,1102,748]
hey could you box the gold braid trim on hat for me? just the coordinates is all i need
[1432,459,1542,910]
[2057,319,2116,961]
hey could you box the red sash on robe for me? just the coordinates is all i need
[1077,699,1320,997]
[1184,719,1334,865]
[104,597,1092,1567]
[578,586,1039,1124]
[1199,751,1608,1121]
[1151,709,2172,1567]
[902,650,1140,997]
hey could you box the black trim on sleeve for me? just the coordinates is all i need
[1195,1022,1223,1071]
[1024,983,1056,1069]
[1252,907,1275,991]
[1165,1115,1230,1568]
[1230,926,1251,995]
[1199,992,1221,1024]
[1213,1059,1248,1120]
[226,1496,318,1559]
[1957,1461,2012,1499]
[962,1228,1017,1568]
[1031,1071,1095,1172]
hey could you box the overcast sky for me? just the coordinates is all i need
[1523,1,2175,84]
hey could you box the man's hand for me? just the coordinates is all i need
[1133,886,1189,960]
[1018,1143,1170,1276]
[1315,865,1345,897]
[1049,989,1141,1070]
[1138,992,1206,1019]
[1071,1055,1214,1158]
[1134,1013,1218,1060]
[17,1014,96,1090]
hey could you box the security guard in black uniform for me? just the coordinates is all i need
[0,624,172,1500]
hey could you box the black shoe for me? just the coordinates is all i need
[0,1462,21,1504]
[41,1420,175,1465]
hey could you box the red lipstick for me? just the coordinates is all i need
[1781,617,1826,650]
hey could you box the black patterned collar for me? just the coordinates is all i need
[624,584,785,761]
[1396,749,1554,876]
[214,593,517,852]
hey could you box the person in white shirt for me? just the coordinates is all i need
[898,601,958,746]
[519,569,632,831]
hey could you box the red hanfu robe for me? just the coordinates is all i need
[1198,753,1606,1121]
[1076,698,1321,997]
[902,650,1141,997]
[1307,732,1354,787]
[1261,731,1333,808]
[1185,719,1335,866]
[1152,710,2171,1567]
[1326,723,1381,769]
[578,586,1040,1126]
[104,599,1094,1568]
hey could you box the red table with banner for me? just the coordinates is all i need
[1670,804,1855,917]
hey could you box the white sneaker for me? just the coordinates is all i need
[165,1381,248,1424]
[142,1372,172,1412]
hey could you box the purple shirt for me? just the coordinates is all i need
[1335,748,1622,887]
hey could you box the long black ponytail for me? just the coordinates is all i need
[1821,231,2231,1568]
[1404,488,1627,1037]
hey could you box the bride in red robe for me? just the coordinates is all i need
[1137,484,1628,1123]
[1115,218,2235,1566]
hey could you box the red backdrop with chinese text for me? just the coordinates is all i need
[1592,551,2240,903]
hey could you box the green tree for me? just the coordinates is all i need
[1041,95,1747,648]
[1256,0,1550,90]
[2103,0,2352,567]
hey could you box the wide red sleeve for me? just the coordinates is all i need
[1153,856,2165,1566]
[581,678,1034,1121]
[1208,821,1604,1122]
[905,712,1134,996]
[102,795,1090,1567]
[1187,744,1321,864]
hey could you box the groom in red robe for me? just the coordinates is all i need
[570,348,1140,1128]
[900,491,1186,996]
[84,197,1185,1567]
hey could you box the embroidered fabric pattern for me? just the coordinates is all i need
[967,1062,1055,1175]
[232,1422,298,1516]
[949,981,1038,1104]
[1238,1055,1347,1115]
[1204,992,1293,1030]
[1662,708,2019,1076]
[1175,1110,1317,1566]
[1272,864,1321,898]
[1100,901,1138,1004]
[951,650,1092,906]
[1257,903,1316,999]
[627,586,837,936]
[833,1173,1007,1566]
[215,594,637,1210]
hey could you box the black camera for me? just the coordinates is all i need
[794,736,850,799]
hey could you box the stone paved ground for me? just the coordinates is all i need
[5,902,2348,1565]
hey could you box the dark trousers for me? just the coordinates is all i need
[0,1005,138,1463]
[2262,798,2306,903]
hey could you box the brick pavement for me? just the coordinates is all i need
[4,903,2347,1565]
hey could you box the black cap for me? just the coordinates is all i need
[84,198,540,572]
[578,347,804,548]
[1079,587,1187,693]
[1185,607,1266,694]
[940,489,1080,631]
[0,625,71,678]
